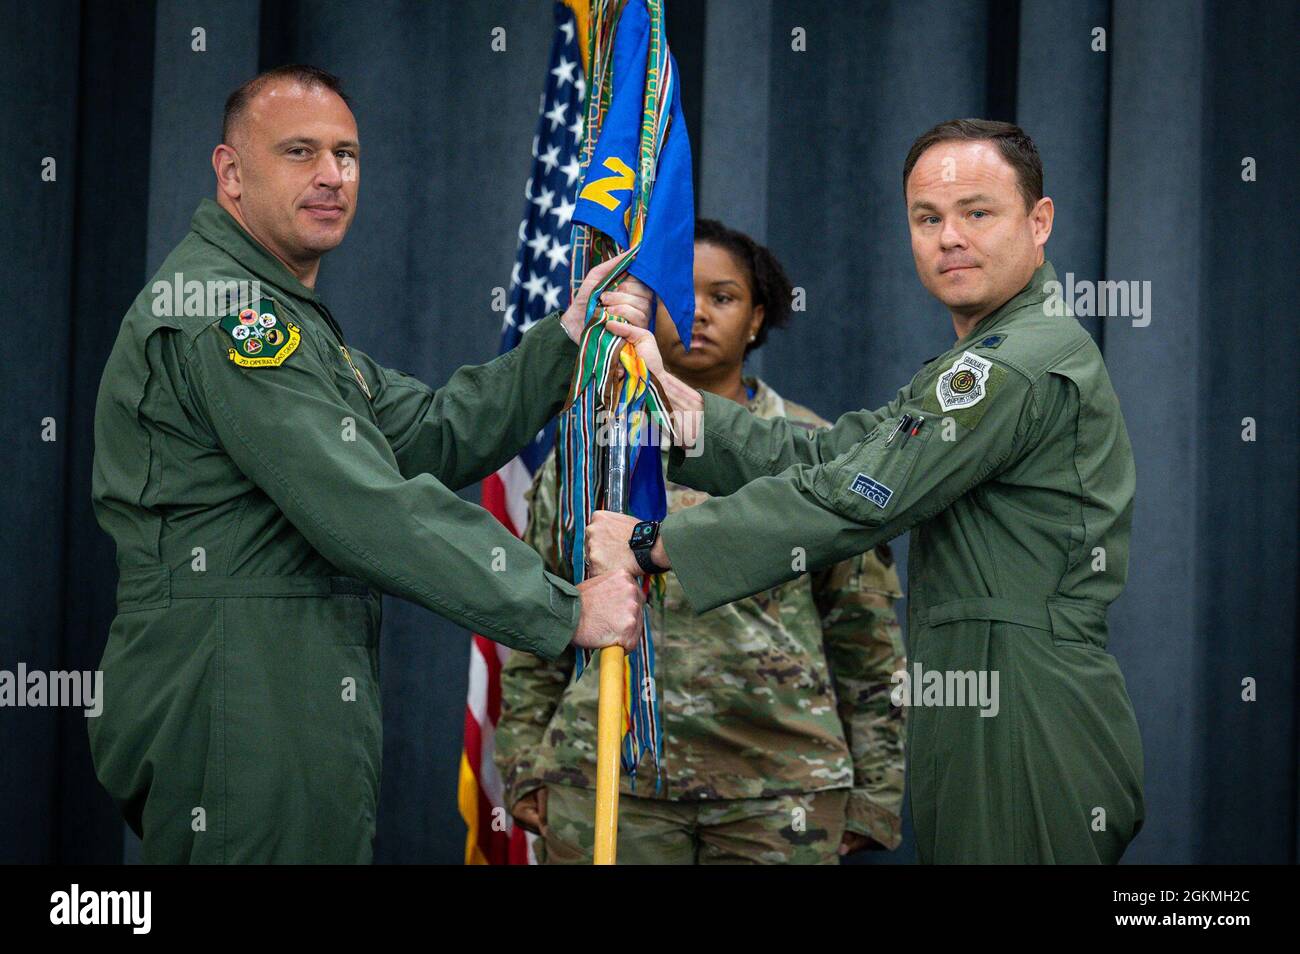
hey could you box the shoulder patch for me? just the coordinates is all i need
[934,351,993,412]
[974,333,1006,349]
[220,299,300,368]
[920,350,1008,429]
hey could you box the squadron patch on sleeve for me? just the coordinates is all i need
[220,299,300,368]
[934,351,993,412]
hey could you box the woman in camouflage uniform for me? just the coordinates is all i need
[496,220,907,864]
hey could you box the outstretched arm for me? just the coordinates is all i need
[600,319,906,499]
[185,316,644,657]
[587,359,1043,612]
[348,253,654,491]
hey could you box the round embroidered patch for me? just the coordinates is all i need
[950,369,976,394]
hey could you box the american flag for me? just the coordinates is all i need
[458,1,587,867]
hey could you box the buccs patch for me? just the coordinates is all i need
[221,299,300,368]
[848,472,894,509]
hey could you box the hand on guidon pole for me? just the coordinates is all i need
[604,320,704,450]
[602,318,666,376]
[572,569,645,652]
[561,250,655,342]
[585,510,643,577]
[575,568,643,866]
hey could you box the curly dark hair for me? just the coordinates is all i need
[694,218,793,354]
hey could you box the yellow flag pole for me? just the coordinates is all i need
[594,644,624,864]
[592,405,629,865]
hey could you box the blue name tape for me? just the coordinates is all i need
[849,472,893,509]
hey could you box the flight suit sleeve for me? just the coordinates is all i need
[813,547,907,848]
[519,451,568,578]
[183,320,578,660]
[666,385,911,498]
[345,311,575,490]
[495,453,576,808]
[661,364,1041,612]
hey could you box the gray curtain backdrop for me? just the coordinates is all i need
[2,0,1295,864]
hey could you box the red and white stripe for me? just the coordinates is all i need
[458,465,538,866]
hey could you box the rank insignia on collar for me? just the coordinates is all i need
[975,334,1006,349]
[222,299,300,368]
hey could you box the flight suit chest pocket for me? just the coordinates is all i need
[829,414,932,524]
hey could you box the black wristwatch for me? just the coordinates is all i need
[628,520,669,575]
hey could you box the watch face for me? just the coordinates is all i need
[631,523,655,545]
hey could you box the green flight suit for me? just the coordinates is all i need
[90,199,580,863]
[660,262,1145,864]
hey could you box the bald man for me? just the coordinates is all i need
[90,64,651,863]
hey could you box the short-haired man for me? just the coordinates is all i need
[90,65,652,863]
[588,119,1145,863]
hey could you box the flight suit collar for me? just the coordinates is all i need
[189,198,321,306]
[955,260,1058,348]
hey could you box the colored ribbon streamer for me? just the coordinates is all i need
[557,0,685,787]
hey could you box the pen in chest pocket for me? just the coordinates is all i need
[885,414,914,447]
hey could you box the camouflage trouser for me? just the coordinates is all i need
[539,785,848,865]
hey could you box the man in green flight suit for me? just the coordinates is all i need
[588,119,1146,863]
[90,65,654,863]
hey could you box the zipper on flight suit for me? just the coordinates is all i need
[312,299,373,400]
[311,300,348,347]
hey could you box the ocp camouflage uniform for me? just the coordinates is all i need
[496,378,907,864]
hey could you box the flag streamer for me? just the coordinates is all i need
[558,0,692,786]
